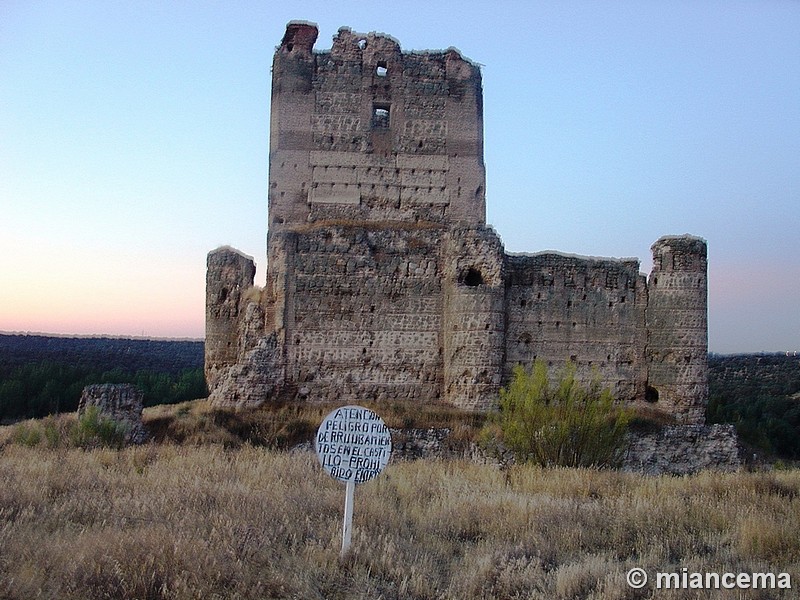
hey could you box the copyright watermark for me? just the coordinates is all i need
[626,568,648,588]
[626,567,792,590]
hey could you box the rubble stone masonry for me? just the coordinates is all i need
[206,22,709,424]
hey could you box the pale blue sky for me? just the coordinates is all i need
[1,1,798,352]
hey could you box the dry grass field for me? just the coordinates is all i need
[1,439,799,599]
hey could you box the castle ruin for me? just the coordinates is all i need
[205,22,708,425]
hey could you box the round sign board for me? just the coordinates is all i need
[315,405,392,484]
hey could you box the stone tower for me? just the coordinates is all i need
[646,235,708,423]
[268,22,486,230]
[207,22,505,410]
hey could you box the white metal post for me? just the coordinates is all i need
[341,479,355,556]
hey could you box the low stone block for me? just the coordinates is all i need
[78,383,147,445]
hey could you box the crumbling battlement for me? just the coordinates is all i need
[269,22,485,229]
[205,23,708,424]
[505,252,648,402]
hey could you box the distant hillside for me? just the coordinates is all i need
[708,353,800,459]
[0,334,205,421]
[709,353,800,398]
[0,333,203,374]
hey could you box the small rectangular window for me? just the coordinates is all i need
[376,61,388,77]
[372,105,390,128]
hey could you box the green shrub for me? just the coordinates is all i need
[490,360,632,468]
[70,406,128,449]
[41,416,62,448]
[10,417,62,448]
[11,422,42,447]
[9,410,127,449]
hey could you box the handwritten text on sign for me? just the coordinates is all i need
[315,406,392,483]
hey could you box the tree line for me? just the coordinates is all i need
[0,334,205,422]
[0,361,206,421]
[707,353,800,459]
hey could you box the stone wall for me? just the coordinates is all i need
[443,227,506,410]
[385,425,742,475]
[623,424,741,475]
[205,247,259,391]
[505,252,647,403]
[647,235,709,423]
[283,224,445,405]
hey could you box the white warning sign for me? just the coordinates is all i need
[315,405,392,484]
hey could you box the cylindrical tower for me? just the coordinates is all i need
[646,235,708,424]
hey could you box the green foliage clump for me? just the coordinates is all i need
[70,406,128,449]
[488,360,632,468]
[10,421,42,447]
[708,393,800,459]
[10,408,127,450]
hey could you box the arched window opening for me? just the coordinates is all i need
[462,267,484,287]
[645,386,659,403]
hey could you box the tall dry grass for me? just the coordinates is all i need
[0,444,798,599]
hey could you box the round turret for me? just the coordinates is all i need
[646,235,708,424]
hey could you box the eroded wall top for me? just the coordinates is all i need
[269,23,486,229]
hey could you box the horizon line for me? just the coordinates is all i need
[0,330,204,343]
[1,330,796,357]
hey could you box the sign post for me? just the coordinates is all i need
[315,405,392,556]
[342,479,355,551]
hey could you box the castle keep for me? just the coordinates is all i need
[206,23,708,425]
